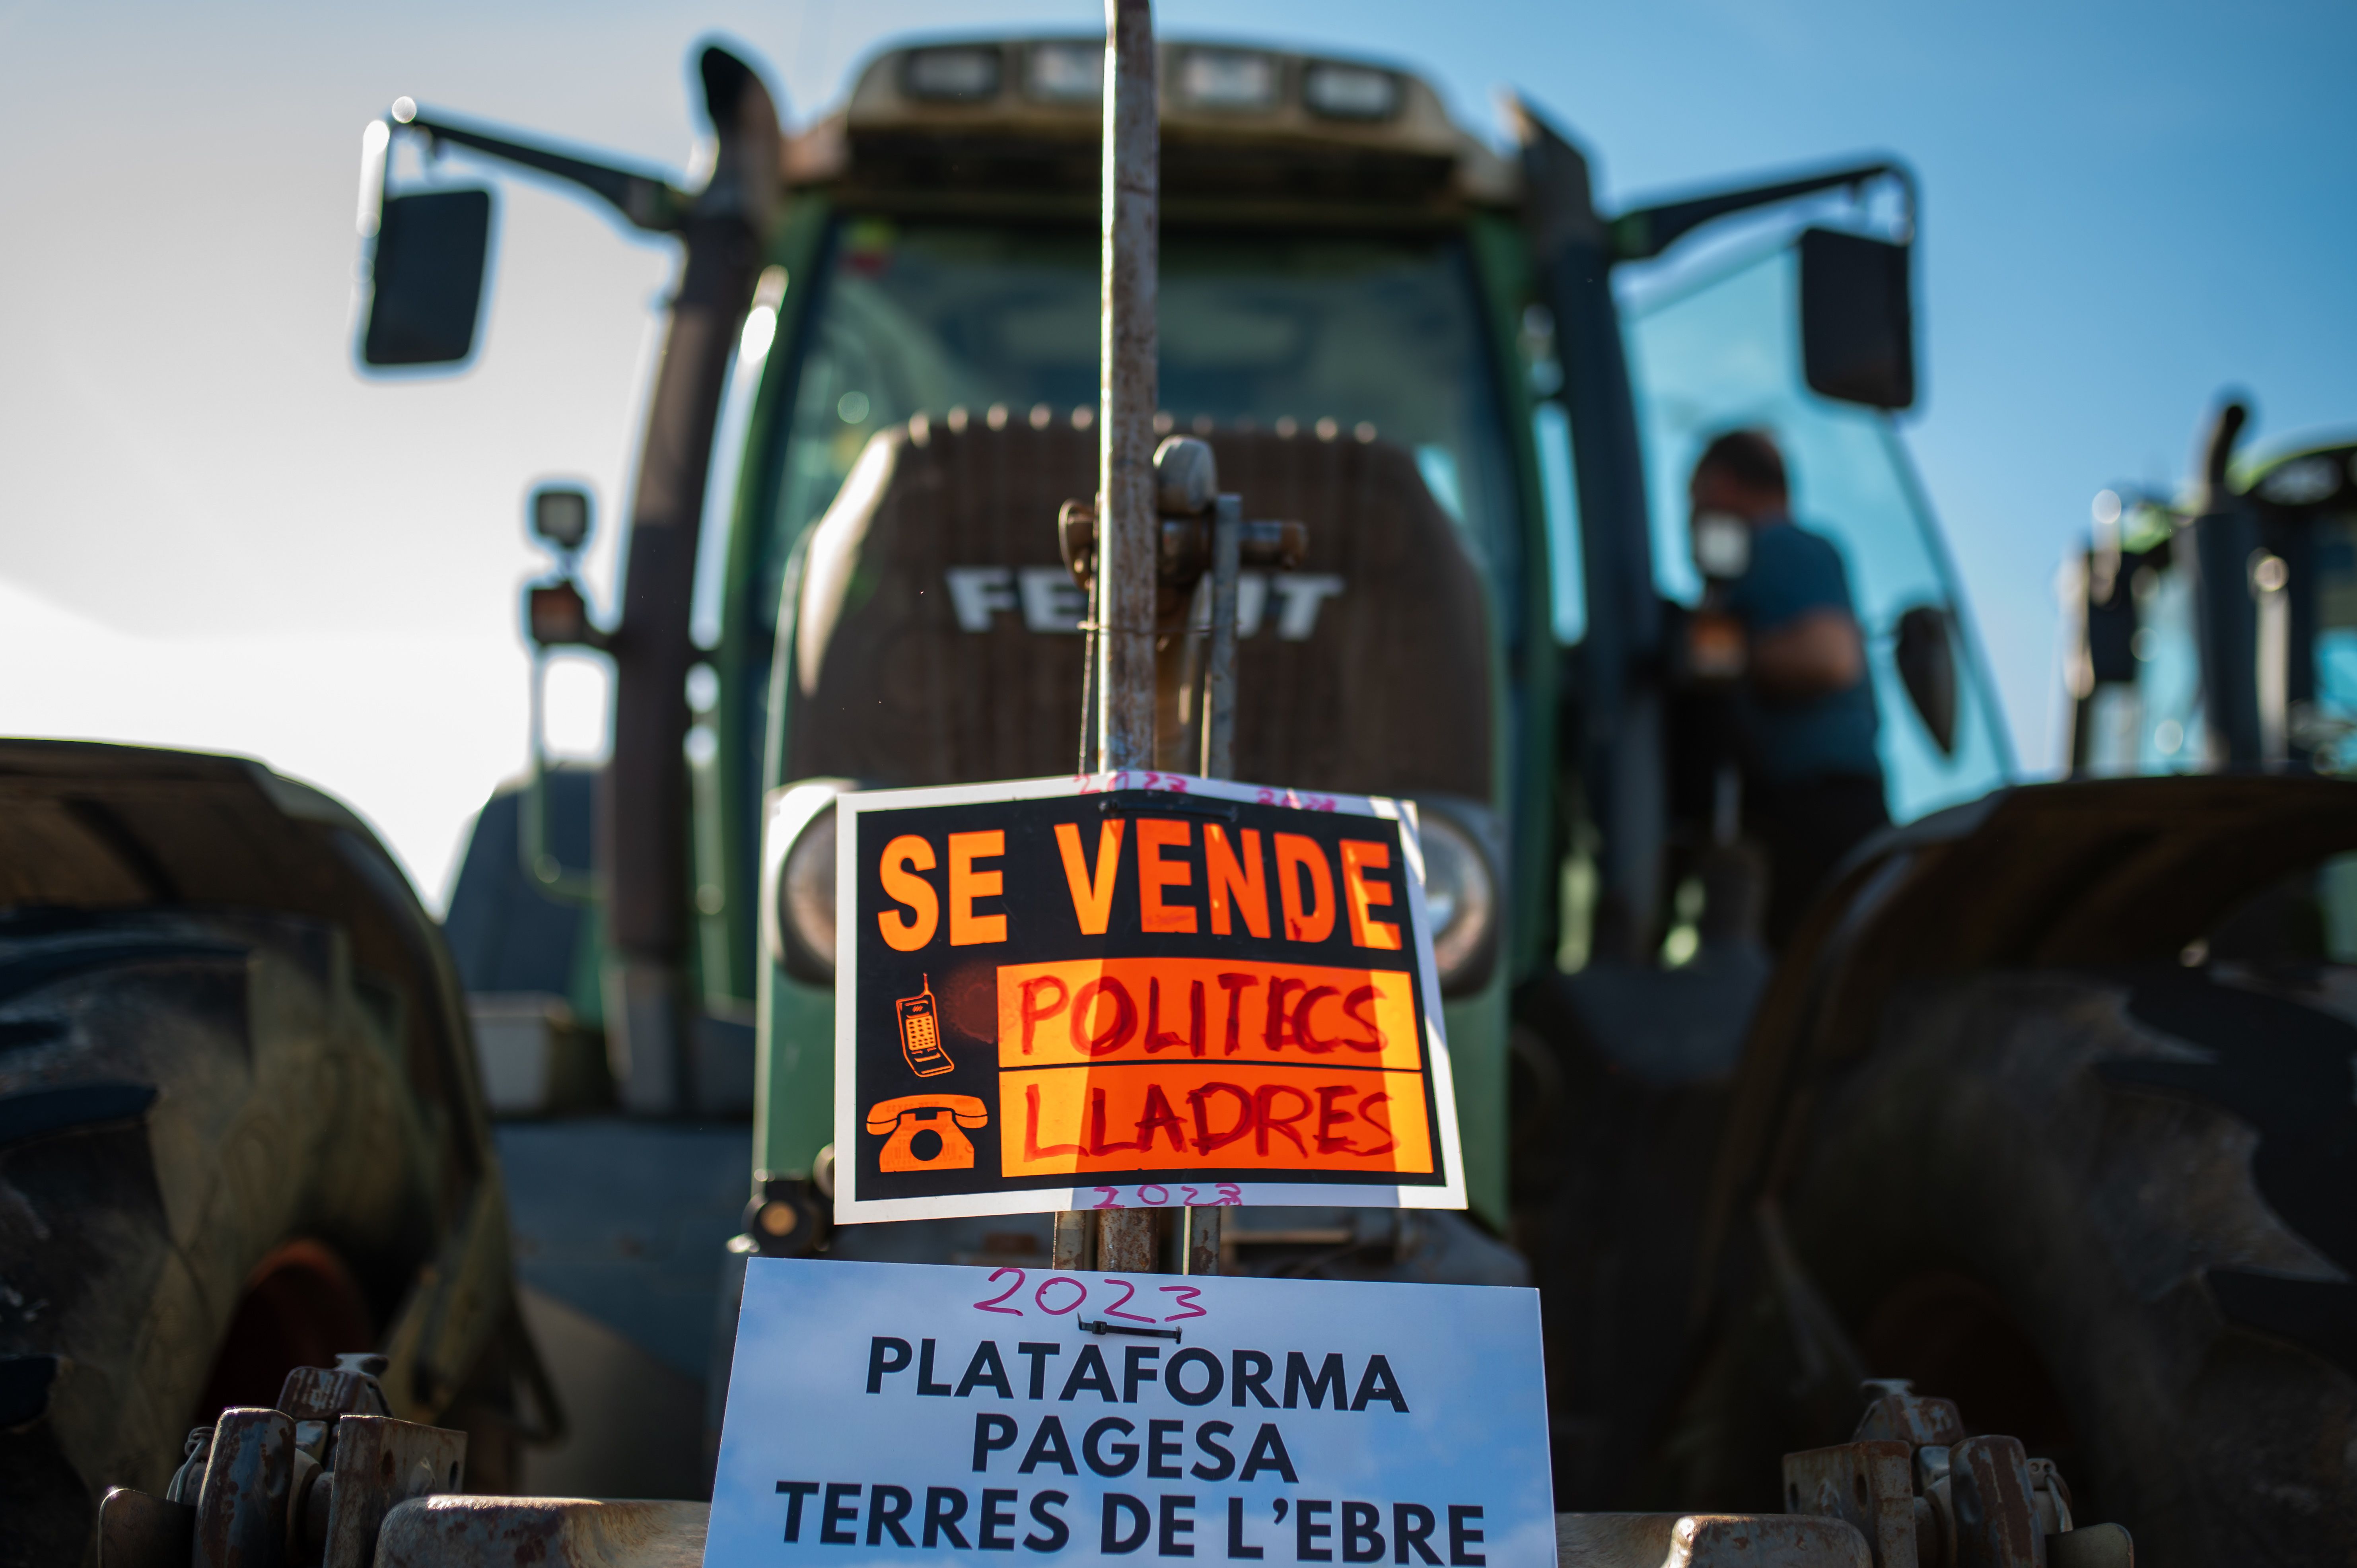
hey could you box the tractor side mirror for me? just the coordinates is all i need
[1799,227,1915,411]
[1894,603,1958,754]
[361,188,494,367]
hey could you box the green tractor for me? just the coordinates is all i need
[10,26,2351,1568]
[415,29,2012,1490]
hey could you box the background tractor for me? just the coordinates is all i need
[8,21,2351,1568]
[2063,397,2357,789]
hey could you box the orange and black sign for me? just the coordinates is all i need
[832,774,1464,1223]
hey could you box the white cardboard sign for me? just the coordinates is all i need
[705,1259,1554,1568]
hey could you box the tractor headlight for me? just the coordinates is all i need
[1412,802,1499,996]
[762,779,852,984]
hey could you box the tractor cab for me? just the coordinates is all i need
[735,42,1546,1251]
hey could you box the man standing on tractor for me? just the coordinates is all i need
[1690,429,1888,943]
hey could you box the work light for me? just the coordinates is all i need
[902,46,1002,103]
[1175,48,1278,112]
[1302,62,1400,122]
[1027,41,1103,103]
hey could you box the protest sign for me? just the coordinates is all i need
[705,1259,1554,1568]
[832,772,1466,1224]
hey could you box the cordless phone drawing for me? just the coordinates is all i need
[898,977,954,1077]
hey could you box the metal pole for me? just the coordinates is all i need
[521,653,591,902]
[1055,0,1161,1277]
[1177,497,1243,1275]
[1077,568,1101,775]
[1095,0,1161,1275]
[1200,497,1241,781]
[1096,0,1159,777]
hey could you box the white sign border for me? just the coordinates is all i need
[832,771,1468,1224]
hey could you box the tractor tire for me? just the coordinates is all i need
[0,907,454,1566]
[1737,968,2355,1568]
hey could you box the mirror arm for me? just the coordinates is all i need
[1609,159,1914,264]
[521,648,600,905]
[397,111,689,234]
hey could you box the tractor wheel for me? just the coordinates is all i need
[0,908,453,1566]
[1755,969,2356,1568]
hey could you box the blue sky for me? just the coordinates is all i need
[1,0,2350,900]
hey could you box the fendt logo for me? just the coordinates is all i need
[943,567,1346,641]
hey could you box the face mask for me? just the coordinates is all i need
[1691,511,1752,579]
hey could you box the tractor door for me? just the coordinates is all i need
[1619,239,2010,822]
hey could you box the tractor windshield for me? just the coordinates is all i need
[751,218,1519,643]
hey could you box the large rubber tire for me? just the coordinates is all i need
[1694,970,2355,1568]
[0,908,449,1566]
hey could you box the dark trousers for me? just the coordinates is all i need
[1753,773,1890,948]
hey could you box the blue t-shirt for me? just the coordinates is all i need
[1723,519,1882,785]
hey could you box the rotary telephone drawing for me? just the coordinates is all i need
[865,1094,989,1172]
